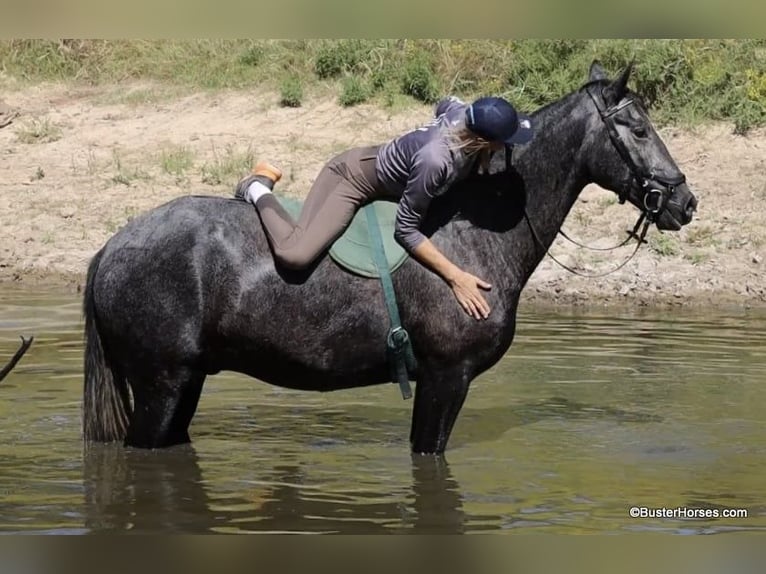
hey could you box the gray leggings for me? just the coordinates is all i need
[255,146,383,269]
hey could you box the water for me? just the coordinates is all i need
[0,288,764,534]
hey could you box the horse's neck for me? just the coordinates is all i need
[428,91,593,305]
[505,95,591,279]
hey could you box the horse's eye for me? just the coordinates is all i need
[632,126,648,139]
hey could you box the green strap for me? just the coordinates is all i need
[364,204,415,400]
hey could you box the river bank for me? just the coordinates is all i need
[1,83,764,308]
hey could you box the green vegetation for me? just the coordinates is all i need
[338,75,369,106]
[684,224,719,247]
[649,233,681,256]
[1,39,764,131]
[684,251,709,265]
[401,53,440,104]
[110,150,151,186]
[200,144,254,186]
[15,117,62,143]
[159,145,195,176]
[279,76,303,107]
[597,195,618,208]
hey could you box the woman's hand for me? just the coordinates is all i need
[410,238,492,320]
[448,270,492,320]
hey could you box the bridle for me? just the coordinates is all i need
[584,83,686,223]
[523,82,687,278]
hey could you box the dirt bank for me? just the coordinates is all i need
[1,83,764,308]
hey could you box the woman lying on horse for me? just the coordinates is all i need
[235,96,534,321]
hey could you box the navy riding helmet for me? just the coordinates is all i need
[465,97,534,145]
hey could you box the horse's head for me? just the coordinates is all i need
[583,61,698,231]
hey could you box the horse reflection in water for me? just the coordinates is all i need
[82,394,662,533]
[83,445,485,534]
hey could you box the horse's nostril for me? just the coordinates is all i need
[683,196,697,222]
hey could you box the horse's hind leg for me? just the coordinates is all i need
[125,366,205,449]
[410,367,471,455]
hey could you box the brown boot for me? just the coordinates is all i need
[234,161,283,200]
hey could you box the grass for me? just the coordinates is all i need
[401,53,440,104]
[597,195,618,208]
[122,88,159,106]
[103,210,138,234]
[123,206,139,222]
[200,143,254,186]
[338,76,369,106]
[748,233,764,248]
[15,117,62,143]
[572,209,592,227]
[94,85,186,107]
[684,224,718,246]
[159,145,195,176]
[684,251,709,265]
[111,150,151,186]
[649,233,680,256]
[1,40,764,131]
[280,76,303,108]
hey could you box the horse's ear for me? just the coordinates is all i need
[603,60,634,105]
[589,60,608,82]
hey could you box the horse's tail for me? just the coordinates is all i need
[83,248,131,443]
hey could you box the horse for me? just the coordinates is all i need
[82,61,698,454]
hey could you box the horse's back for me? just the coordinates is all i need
[90,196,268,361]
[101,195,257,257]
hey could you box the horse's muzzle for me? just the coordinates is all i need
[656,182,697,230]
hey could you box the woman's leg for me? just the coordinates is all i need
[255,164,365,269]
[236,146,381,269]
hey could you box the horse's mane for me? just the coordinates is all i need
[527,79,607,119]
[424,81,608,236]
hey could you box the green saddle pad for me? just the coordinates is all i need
[278,195,409,278]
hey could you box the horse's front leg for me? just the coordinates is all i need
[410,365,472,455]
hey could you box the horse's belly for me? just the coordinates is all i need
[227,357,393,393]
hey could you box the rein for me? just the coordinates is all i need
[524,210,650,278]
[522,82,684,278]
[557,227,635,251]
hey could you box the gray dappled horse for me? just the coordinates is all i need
[83,62,697,454]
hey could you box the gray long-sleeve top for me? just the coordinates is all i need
[375,97,478,253]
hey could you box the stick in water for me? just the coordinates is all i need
[0,336,34,383]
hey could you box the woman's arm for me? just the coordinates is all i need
[393,151,492,320]
[434,96,466,118]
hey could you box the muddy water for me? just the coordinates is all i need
[0,288,764,534]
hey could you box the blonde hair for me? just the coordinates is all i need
[443,121,493,156]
